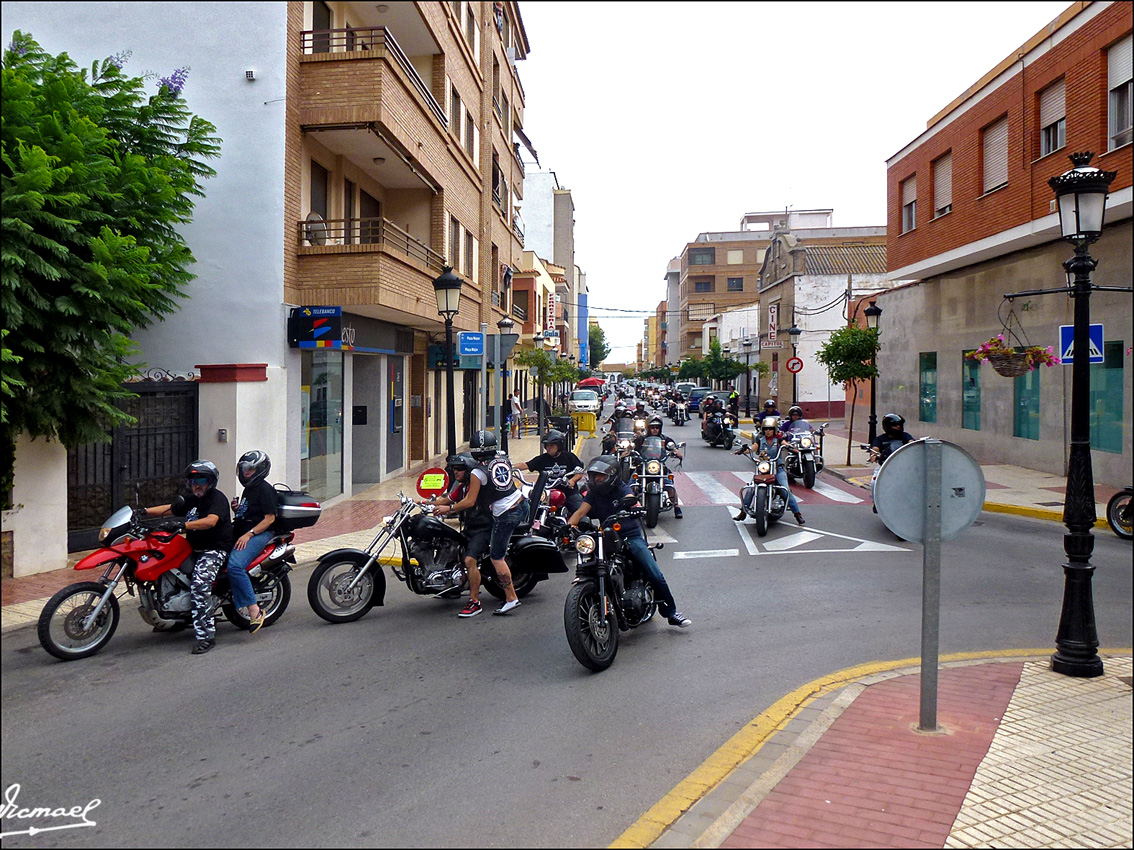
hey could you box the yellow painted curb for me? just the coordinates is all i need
[609,648,1134,849]
[982,500,1109,529]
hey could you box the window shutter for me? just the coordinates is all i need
[1109,34,1132,90]
[983,117,1009,192]
[1039,78,1065,128]
[934,152,952,213]
[901,176,917,205]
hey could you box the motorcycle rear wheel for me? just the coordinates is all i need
[1106,491,1132,540]
[564,581,619,671]
[38,582,120,661]
[223,573,292,629]
[754,489,769,537]
[308,560,376,623]
[481,569,540,600]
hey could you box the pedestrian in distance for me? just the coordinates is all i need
[226,450,277,635]
[510,391,523,440]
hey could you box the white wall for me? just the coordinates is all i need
[2,436,68,576]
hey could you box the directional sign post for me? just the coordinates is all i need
[1058,323,1104,364]
[458,332,484,357]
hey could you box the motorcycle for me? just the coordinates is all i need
[528,467,587,549]
[37,488,317,660]
[704,410,737,449]
[630,435,685,528]
[735,446,793,536]
[563,496,664,672]
[307,482,568,623]
[1106,485,1132,540]
[668,399,688,426]
[782,422,827,489]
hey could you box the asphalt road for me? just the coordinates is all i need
[2,414,1131,848]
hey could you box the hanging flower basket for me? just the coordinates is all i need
[967,335,1060,377]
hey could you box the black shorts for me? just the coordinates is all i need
[464,524,492,561]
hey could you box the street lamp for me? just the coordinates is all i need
[787,322,802,407]
[1046,151,1116,678]
[864,300,883,443]
[497,315,514,453]
[742,339,753,418]
[433,266,463,460]
[533,331,546,436]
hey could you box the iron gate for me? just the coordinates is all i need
[67,380,199,551]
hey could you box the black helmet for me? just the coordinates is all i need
[763,399,777,409]
[648,416,663,429]
[468,429,498,462]
[541,429,566,449]
[586,455,621,495]
[788,406,803,418]
[185,459,219,493]
[882,413,905,433]
[237,450,271,488]
[447,452,478,473]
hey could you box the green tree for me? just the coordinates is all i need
[677,359,707,381]
[1,33,221,506]
[588,323,611,368]
[815,325,880,463]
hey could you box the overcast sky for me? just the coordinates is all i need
[514,1,1072,361]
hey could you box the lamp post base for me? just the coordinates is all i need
[1050,563,1104,677]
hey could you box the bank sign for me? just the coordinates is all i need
[288,306,350,349]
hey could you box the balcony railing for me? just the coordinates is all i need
[300,27,446,128]
[297,216,445,271]
[511,215,525,241]
[492,187,504,211]
[491,291,501,307]
[511,303,527,321]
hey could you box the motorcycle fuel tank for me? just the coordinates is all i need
[511,535,569,573]
[406,514,467,544]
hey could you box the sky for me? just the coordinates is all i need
[512,1,1073,361]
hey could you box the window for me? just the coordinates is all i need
[982,116,1009,193]
[310,160,328,219]
[901,176,917,233]
[1109,35,1133,150]
[449,215,461,269]
[962,351,980,431]
[694,280,713,293]
[449,85,461,139]
[359,189,379,243]
[1039,78,1066,157]
[689,248,715,265]
[1013,353,1040,440]
[464,109,476,157]
[1089,341,1124,452]
[343,178,356,245]
[919,352,937,423]
[727,277,744,292]
[727,249,744,264]
[933,152,952,218]
[464,230,474,283]
[465,6,476,46]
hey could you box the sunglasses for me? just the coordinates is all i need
[187,476,210,487]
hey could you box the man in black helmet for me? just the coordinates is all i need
[567,456,691,628]
[226,450,278,634]
[514,429,586,516]
[869,413,914,464]
[633,416,683,518]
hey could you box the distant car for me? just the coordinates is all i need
[568,390,601,415]
[687,387,713,414]
[675,382,698,397]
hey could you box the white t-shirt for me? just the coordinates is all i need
[510,396,522,415]
[471,467,524,516]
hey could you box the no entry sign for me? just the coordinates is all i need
[416,467,450,499]
[786,357,804,374]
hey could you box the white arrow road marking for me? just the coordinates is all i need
[686,472,741,505]
[673,548,740,560]
[810,479,863,504]
[724,516,910,555]
[728,507,761,555]
[761,530,824,551]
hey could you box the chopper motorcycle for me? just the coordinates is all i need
[782,422,826,489]
[734,445,794,536]
[629,435,685,528]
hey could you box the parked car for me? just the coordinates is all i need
[568,390,602,414]
[687,387,713,415]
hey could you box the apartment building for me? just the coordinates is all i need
[2,1,536,575]
[654,301,668,369]
[663,258,682,367]
[882,0,1131,485]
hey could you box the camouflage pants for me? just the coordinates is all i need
[190,549,227,641]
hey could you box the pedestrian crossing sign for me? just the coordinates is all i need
[1058,324,1104,364]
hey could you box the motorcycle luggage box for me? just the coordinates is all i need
[511,535,569,573]
[272,487,322,532]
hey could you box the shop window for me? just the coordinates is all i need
[962,352,980,431]
[1089,341,1124,452]
[301,350,344,502]
[919,352,937,423]
[1013,355,1040,440]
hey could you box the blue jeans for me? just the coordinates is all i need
[743,468,800,515]
[490,500,528,561]
[623,534,677,619]
[226,530,273,609]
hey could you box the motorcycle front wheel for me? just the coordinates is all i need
[564,581,619,672]
[38,582,120,661]
[803,458,816,489]
[645,491,661,528]
[308,560,377,623]
[754,489,769,537]
[1106,491,1132,540]
[223,573,292,629]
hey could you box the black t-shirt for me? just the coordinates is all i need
[871,431,915,461]
[173,489,232,553]
[233,479,279,539]
[525,450,584,484]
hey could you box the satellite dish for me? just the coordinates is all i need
[305,212,328,246]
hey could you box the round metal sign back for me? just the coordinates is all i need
[416,467,450,499]
[874,439,986,542]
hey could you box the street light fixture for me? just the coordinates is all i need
[497,315,514,453]
[533,331,546,435]
[787,322,802,407]
[742,339,753,418]
[864,300,883,443]
[433,266,463,460]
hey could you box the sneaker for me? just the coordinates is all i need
[191,638,216,655]
[794,512,806,525]
[667,613,692,628]
[458,599,482,618]
[493,599,521,615]
[248,609,266,635]
[673,506,683,519]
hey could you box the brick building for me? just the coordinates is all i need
[881,0,1131,485]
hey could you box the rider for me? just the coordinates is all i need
[226,450,277,635]
[702,395,724,440]
[141,460,233,654]
[779,405,811,436]
[514,429,586,517]
[429,453,495,617]
[567,455,691,628]
[432,430,527,617]
[633,416,684,519]
[734,416,805,526]
[761,399,781,420]
[869,413,915,464]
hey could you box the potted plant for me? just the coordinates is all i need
[967,335,1060,377]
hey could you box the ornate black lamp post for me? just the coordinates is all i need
[864,300,883,443]
[742,338,753,417]
[433,267,463,459]
[787,321,802,406]
[497,315,514,453]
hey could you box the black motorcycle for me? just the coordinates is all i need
[563,497,663,672]
[781,422,826,489]
[1107,485,1132,540]
[632,435,684,528]
[703,410,736,450]
[307,483,567,623]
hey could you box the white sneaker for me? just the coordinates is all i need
[494,599,522,615]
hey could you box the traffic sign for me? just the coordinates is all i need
[416,467,449,499]
[1058,324,1104,364]
[786,357,804,374]
[459,332,484,356]
[874,439,985,542]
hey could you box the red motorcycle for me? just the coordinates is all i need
[38,489,320,660]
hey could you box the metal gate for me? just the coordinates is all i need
[67,381,199,551]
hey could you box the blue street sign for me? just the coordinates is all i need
[458,332,484,356]
[1058,324,1104,364]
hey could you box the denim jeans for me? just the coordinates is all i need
[489,500,528,560]
[226,530,273,609]
[742,468,800,515]
[623,534,677,619]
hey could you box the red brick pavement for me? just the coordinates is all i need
[721,663,1023,849]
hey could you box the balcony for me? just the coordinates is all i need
[511,214,525,242]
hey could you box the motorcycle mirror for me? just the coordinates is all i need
[619,493,638,508]
[171,495,186,513]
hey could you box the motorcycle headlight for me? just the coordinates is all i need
[646,460,662,474]
[757,461,772,475]
[800,437,813,449]
[383,515,396,526]
[634,419,646,429]
[619,439,631,449]
[575,534,596,555]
